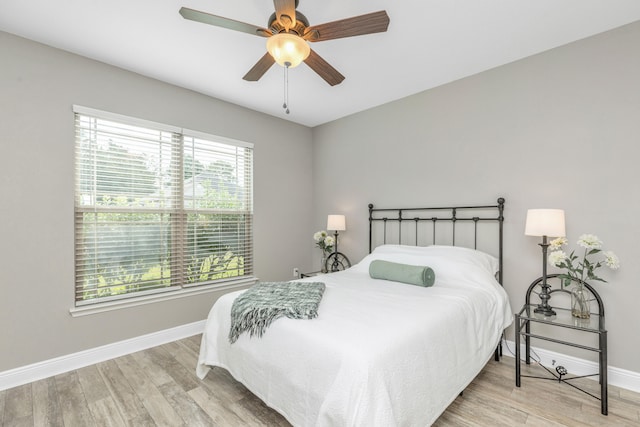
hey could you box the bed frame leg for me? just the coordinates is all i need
[494,332,504,361]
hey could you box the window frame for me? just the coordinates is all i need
[71,105,255,315]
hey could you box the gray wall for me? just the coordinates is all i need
[0,31,314,371]
[312,22,640,373]
[2,20,640,377]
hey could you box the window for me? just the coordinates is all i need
[74,106,253,306]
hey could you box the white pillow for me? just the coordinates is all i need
[353,244,499,277]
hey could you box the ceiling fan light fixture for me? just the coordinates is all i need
[266,33,310,68]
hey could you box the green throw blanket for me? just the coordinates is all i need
[229,281,326,344]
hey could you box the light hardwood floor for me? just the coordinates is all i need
[1,335,639,426]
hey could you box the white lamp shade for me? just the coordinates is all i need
[266,33,310,68]
[327,214,346,231]
[524,209,566,237]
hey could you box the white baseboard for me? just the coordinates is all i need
[0,320,206,391]
[504,339,640,393]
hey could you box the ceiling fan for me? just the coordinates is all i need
[179,0,390,86]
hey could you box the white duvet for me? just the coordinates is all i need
[197,245,513,426]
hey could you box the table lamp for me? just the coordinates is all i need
[525,209,566,316]
[327,214,346,271]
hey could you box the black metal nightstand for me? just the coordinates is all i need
[515,274,607,415]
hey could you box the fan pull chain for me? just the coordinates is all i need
[283,62,290,114]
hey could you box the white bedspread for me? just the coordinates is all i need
[197,245,512,426]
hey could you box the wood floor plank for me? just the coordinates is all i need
[96,359,150,423]
[77,364,111,404]
[454,387,529,425]
[31,377,63,427]
[524,413,569,426]
[54,371,95,427]
[146,347,200,393]
[162,341,190,361]
[158,382,214,426]
[509,386,609,426]
[199,366,253,404]
[3,383,33,426]
[197,363,288,427]
[580,395,640,424]
[620,387,640,404]
[466,372,515,398]
[181,334,203,355]
[188,385,248,426]
[129,349,174,388]
[115,354,185,427]
[87,397,126,427]
[166,341,200,375]
[176,338,201,363]
[159,341,182,357]
[432,407,478,427]
[232,394,290,427]
[0,389,5,426]
[2,415,33,427]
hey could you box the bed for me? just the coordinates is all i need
[196,198,512,426]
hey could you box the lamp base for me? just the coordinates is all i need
[534,305,557,317]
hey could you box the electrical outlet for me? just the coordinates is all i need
[293,267,300,278]
[552,359,556,366]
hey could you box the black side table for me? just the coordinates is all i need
[515,274,607,415]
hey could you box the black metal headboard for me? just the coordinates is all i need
[368,197,505,284]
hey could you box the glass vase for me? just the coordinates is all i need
[571,284,591,319]
[320,251,328,273]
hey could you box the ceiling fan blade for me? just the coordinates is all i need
[243,53,276,81]
[304,49,345,86]
[273,0,297,28]
[179,7,271,37]
[304,10,390,42]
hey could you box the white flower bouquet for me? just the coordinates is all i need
[313,230,335,253]
[548,234,620,286]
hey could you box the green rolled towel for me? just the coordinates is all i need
[369,260,435,287]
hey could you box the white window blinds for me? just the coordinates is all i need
[74,106,253,305]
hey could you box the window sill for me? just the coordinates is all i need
[69,277,257,317]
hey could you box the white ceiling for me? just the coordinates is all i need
[2,1,640,127]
